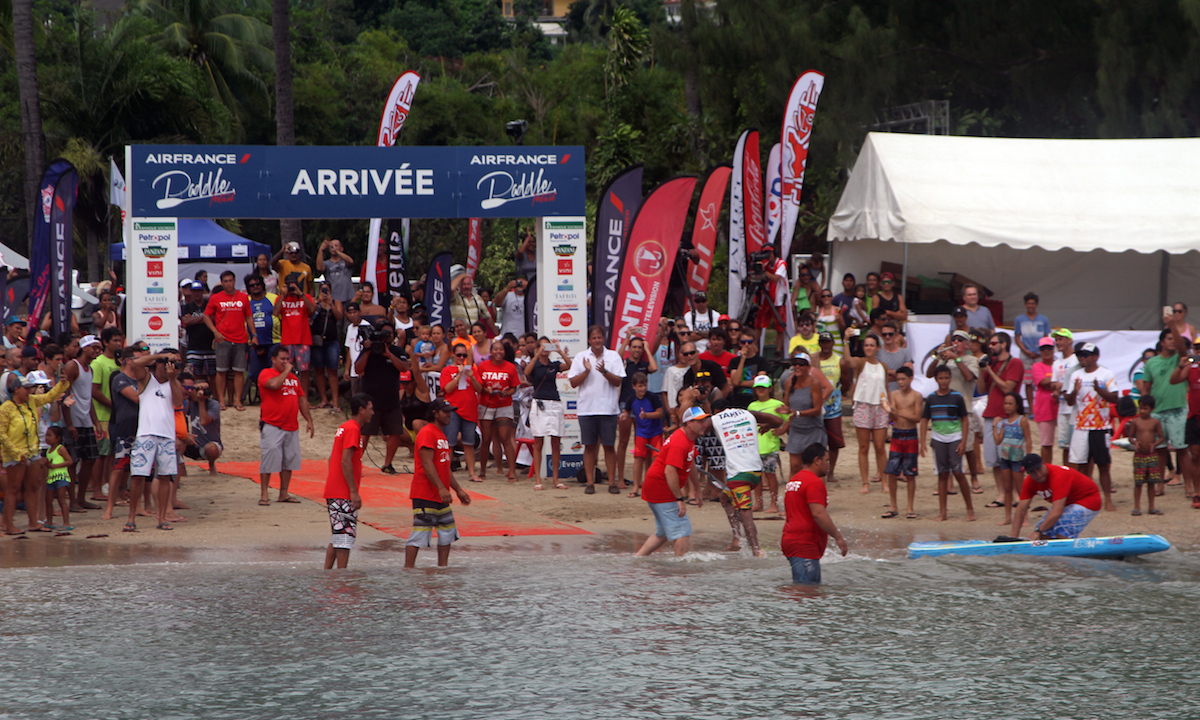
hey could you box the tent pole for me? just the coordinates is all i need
[1159,250,1170,313]
[901,242,909,301]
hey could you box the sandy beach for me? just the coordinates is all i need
[2,403,1198,568]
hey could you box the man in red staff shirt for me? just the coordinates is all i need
[274,275,317,397]
[441,345,483,483]
[202,270,255,411]
[1010,453,1102,540]
[323,393,374,569]
[406,399,473,568]
[257,346,315,506]
[782,443,849,585]
[635,405,712,557]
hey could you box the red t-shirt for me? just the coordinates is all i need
[1019,464,1102,512]
[642,430,696,504]
[699,350,736,374]
[410,423,453,503]
[203,290,251,344]
[476,359,519,409]
[323,420,363,499]
[278,295,313,345]
[1187,366,1200,419]
[781,469,829,559]
[440,364,479,423]
[982,356,1025,418]
[258,367,300,431]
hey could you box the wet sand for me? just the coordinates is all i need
[2,405,1198,568]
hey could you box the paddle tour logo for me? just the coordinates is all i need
[473,153,569,210]
[147,153,244,210]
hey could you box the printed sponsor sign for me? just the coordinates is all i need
[537,217,587,476]
[129,145,585,219]
[125,198,179,352]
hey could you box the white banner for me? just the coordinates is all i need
[780,70,824,260]
[728,130,748,321]
[537,217,587,477]
[365,71,421,303]
[764,142,782,246]
[127,217,179,352]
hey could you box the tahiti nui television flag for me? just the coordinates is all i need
[610,176,698,349]
[591,164,643,333]
[779,70,824,260]
[29,158,78,339]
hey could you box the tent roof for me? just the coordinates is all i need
[111,219,270,261]
[828,132,1200,254]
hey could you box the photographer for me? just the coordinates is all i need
[310,282,344,410]
[493,275,529,337]
[271,242,313,295]
[273,273,316,398]
[441,342,483,482]
[751,245,790,358]
[926,329,983,490]
[516,226,538,277]
[181,376,222,476]
[354,324,408,475]
[129,349,185,532]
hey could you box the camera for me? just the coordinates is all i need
[366,327,389,353]
[979,355,992,368]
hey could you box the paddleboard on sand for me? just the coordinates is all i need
[907,534,1171,560]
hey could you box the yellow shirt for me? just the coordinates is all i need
[0,380,69,463]
[788,333,821,356]
[275,260,313,295]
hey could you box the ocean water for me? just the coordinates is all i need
[2,545,1199,720]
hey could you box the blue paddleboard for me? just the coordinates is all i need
[907,534,1171,560]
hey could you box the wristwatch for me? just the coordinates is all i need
[676,496,685,502]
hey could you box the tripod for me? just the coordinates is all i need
[738,277,789,357]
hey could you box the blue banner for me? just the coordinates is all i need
[29,159,77,337]
[129,145,586,219]
[425,252,454,329]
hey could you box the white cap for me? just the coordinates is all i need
[79,335,100,349]
[22,370,51,387]
[180,279,194,288]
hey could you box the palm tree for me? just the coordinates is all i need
[272,0,301,250]
[135,0,274,133]
[12,0,47,251]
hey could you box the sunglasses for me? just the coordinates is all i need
[739,339,754,345]
[881,332,896,338]
[881,279,894,284]
[820,293,832,298]
[681,350,697,356]
[1174,309,1185,314]
[455,353,468,358]
[988,341,1002,346]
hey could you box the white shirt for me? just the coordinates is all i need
[769,257,789,306]
[1052,355,1080,416]
[567,347,626,416]
[688,308,719,354]
[501,292,527,336]
[137,375,175,440]
[1071,366,1115,431]
[663,365,688,409]
[344,320,372,378]
[711,408,762,478]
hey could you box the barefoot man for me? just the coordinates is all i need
[323,394,374,569]
[883,367,923,519]
[710,399,784,557]
[405,399,473,568]
[636,406,711,557]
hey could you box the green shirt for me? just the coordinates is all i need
[1142,352,1186,412]
[748,398,789,455]
[91,354,120,423]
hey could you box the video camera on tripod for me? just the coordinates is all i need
[743,249,774,287]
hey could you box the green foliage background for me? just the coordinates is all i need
[6,0,1200,310]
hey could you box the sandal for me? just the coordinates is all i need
[1131,509,1143,516]
[627,491,640,498]
[533,484,544,490]
[554,483,568,490]
[1149,509,1164,515]
[122,523,137,533]
[881,510,899,519]
[984,500,1005,508]
[157,523,173,531]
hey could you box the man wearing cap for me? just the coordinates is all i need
[1064,342,1118,511]
[1010,453,1102,540]
[1049,328,1080,467]
[711,398,785,556]
[1013,293,1051,410]
[0,344,41,404]
[406,398,473,568]
[2,316,27,350]
[450,271,489,330]
[635,405,711,556]
[949,284,994,336]
[323,393,373,569]
[272,241,313,295]
[1168,324,1200,506]
[944,307,971,345]
[686,291,720,354]
[63,335,105,511]
[873,272,908,326]
[929,329,983,490]
[752,245,790,359]
[180,281,215,385]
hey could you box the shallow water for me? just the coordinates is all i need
[2,546,1199,720]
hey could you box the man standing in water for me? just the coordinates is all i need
[323,394,374,570]
[635,406,711,557]
[406,399,473,568]
[782,443,849,585]
[710,399,785,556]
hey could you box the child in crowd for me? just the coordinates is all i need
[414,325,436,371]
[883,367,923,519]
[919,365,976,522]
[993,392,1032,527]
[43,426,74,533]
[1124,396,1164,516]
[1031,337,1058,463]
[629,372,664,498]
[748,374,789,514]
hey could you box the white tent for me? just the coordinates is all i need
[827,133,1200,330]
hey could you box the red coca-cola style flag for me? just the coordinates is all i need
[466,218,482,280]
[742,130,766,256]
[610,176,698,348]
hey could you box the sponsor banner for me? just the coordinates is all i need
[127,217,180,352]
[425,252,454,329]
[687,165,731,301]
[537,217,587,476]
[466,218,482,280]
[29,159,77,339]
[765,142,782,245]
[611,177,699,349]
[129,145,586,219]
[742,129,766,257]
[780,70,825,259]
[591,164,643,332]
[385,223,412,306]
[376,71,420,147]
[727,131,748,321]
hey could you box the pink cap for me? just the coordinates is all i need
[1038,337,1055,348]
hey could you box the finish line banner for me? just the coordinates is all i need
[128,145,586,219]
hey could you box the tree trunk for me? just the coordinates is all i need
[273,0,302,251]
[13,0,46,252]
[679,0,703,160]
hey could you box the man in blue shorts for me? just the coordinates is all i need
[635,406,711,557]
[1010,454,1102,540]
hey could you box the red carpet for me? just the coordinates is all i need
[210,460,591,538]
